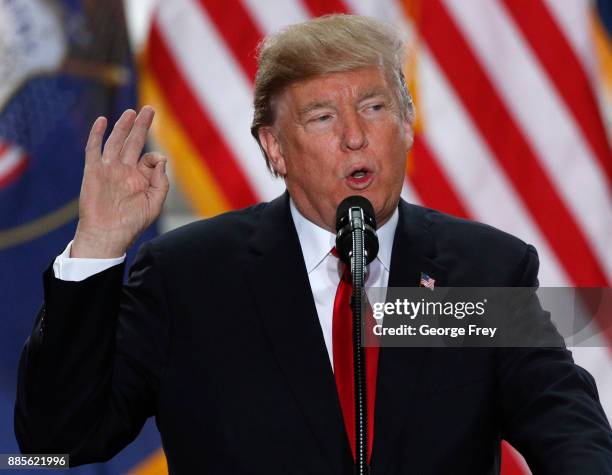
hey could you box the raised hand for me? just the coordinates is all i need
[71,106,169,258]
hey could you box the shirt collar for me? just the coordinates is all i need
[290,198,398,274]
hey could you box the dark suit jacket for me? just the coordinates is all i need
[15,194,612,474]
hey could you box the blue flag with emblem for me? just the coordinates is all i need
[0,1,161,473]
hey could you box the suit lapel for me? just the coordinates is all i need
[387,201,447,289]
[245,194,351,475]
[244,196,449,474]
[373,200,447,474]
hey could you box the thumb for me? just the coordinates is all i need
[149,159,169,209]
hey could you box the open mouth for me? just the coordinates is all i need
[346,167,373,189]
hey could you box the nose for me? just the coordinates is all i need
[341,111,368,151]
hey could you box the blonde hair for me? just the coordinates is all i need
[250,14,414,171]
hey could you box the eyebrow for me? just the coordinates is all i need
[359,88,390,101]
[298,100,334,118]
[297,88,391,118]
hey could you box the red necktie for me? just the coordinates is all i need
[332,250,379,463]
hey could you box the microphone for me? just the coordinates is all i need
[335,196,379,266]
[335,195,379,475]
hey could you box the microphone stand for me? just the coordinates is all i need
[349,207,369,475]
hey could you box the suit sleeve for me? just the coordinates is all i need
[14,241,170,467]
[498,245,612,474]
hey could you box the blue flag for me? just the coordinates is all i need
[0,1,161,473]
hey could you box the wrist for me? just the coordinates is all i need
[71,226,128,259]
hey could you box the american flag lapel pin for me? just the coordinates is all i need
[419,272,435,290]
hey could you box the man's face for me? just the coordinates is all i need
[259,67,413,231]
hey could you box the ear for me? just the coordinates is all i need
[402,117,414,151]
[258,127,287,176]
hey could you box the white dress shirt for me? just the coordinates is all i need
[53,243,125,282]
[53,199,398,367]
[289,200,397,366]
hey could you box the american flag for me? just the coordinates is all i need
[419,272,436,290]
[137,1,612,474]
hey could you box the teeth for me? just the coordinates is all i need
[353,171,366,178]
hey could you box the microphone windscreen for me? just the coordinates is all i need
[335,196,376,232]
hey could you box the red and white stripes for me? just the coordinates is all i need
[0,141,28,188]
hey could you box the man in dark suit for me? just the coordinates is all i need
[15,14,612,474]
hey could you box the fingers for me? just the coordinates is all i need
[85,116,107,163]
[121,106,155,165]
[102,109,137,161]
[138,151,166,179]
[149,158,169,214]
[139,152,168,191]
[150,158,169,191]
[99,106,155,165]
